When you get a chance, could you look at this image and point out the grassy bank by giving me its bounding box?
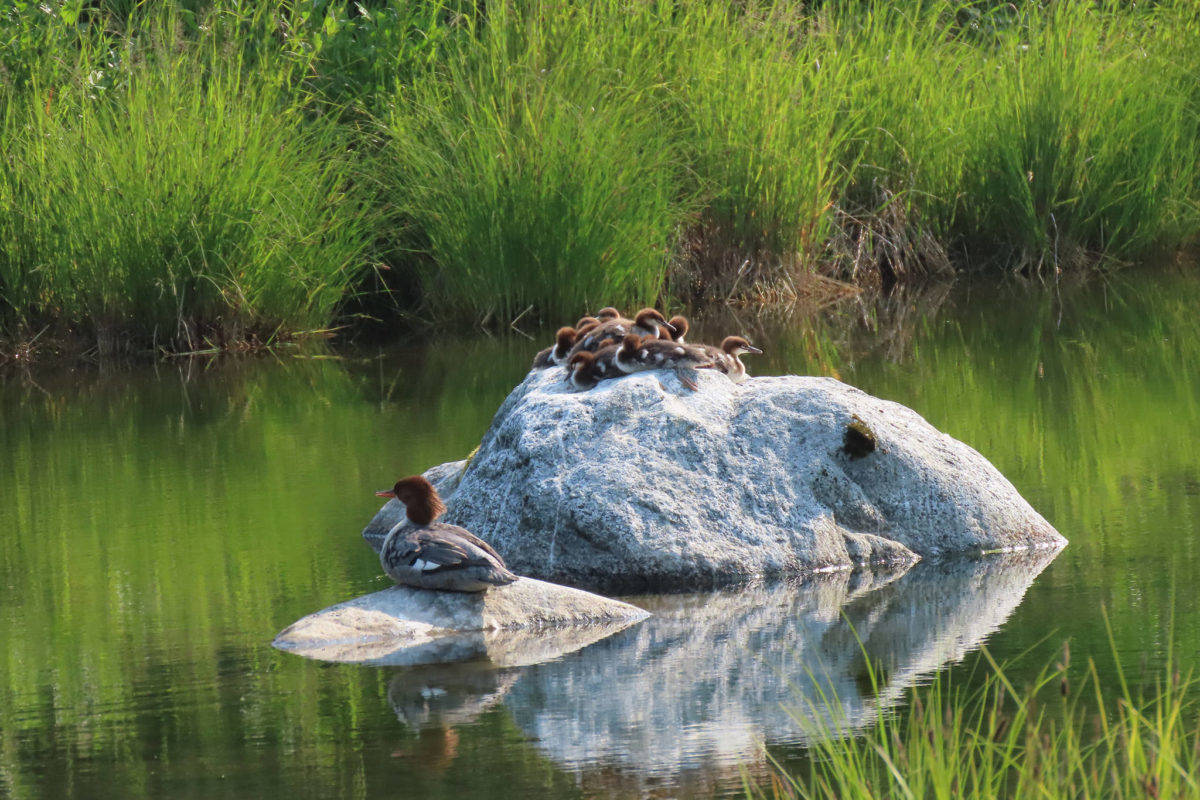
[1,1,1198,352]
[751,640,1200,800]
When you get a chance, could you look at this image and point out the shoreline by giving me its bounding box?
[3,1,1197,359]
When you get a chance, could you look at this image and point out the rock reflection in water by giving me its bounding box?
[389,663,521,730]
[386,550,1057,795]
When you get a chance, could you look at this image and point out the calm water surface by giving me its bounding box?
[3,271,1199,798]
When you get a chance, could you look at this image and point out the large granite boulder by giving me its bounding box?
[364,369,1064,590]
[273,577,649,665]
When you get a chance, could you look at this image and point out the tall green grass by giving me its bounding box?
[378,1,688,322]
[751,640,1200,799]
[372,0,1200,319]
[955,3,1200,268]
[2,0,1199,343]
[0,8,373,351]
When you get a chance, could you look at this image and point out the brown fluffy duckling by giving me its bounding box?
[595,307,622,321]
[375,477,517,592]
[531,326,578,369]
[629,337,714,390]
[697,336,762,384]
[566,347,611,390]
[575,315,601,334]
[569,308,675,357]
[662,315,689,342]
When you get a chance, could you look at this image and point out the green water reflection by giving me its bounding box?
[2,269,1199,798]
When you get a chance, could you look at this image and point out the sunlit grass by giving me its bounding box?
[1,0,1198,336]
[376,1,688,322]
[372,0,1200,318]
[751,632,1200,800]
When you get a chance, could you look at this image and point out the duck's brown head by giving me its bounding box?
[721,336,762,356]
[634,308,673,337]
[665,315,689,341]
[575,315,601,332]
[596,307,621,321]
[553,326,577,357]
[376,475,447,526]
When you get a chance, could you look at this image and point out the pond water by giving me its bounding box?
[3,269,1199,799]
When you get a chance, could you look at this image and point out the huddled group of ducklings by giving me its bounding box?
[531,306,762,391]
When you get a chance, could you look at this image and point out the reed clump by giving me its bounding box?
[751,642,1200,800]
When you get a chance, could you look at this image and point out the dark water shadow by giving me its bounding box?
[383,549,1058,793]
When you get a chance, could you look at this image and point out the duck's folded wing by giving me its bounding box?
[453,529,507,564]
[402,531,498,574]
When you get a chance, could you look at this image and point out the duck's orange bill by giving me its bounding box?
[375,490,396,498]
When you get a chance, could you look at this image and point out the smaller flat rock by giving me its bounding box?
[273,577,650,665]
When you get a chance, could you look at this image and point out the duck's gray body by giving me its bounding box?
[381,522,517,592]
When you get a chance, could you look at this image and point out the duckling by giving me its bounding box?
[574,315,602,334]
[569,308,675,356]
[612,333,648,374]
[631,337,715,391]
[698,336,762,384]
[595,307,622,321]
[531,326,577,369]
[662,315,689,342]
[565,350,602,390]
[632,308,676,339]
[375,476,517,592]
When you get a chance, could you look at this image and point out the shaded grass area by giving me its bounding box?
[1,0,1198,350]
[751,636,1200,800]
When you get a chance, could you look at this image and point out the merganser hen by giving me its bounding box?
[531,326,577,369]
[662,315,689,342]
[569,308,675,357]
[698,336,762,384]
[375,476,517,592]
